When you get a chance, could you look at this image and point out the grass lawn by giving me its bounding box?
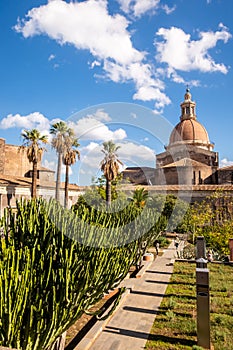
[145,261,233,350]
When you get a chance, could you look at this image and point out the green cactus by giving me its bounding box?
[0,198,161,350]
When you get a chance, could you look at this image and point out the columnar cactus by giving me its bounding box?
[0,199,161,350]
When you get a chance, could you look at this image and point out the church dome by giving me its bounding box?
[169,119,210,145]
[167,89,214,151]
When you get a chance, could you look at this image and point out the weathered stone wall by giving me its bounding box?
[156,145,219,169]
[4,144,34,177]
[218,169,233,185]
[0,138,5,174]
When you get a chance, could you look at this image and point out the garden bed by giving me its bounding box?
[65,289,120,349]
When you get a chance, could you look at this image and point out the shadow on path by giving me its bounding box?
[147,333,196,347]
[122,306,158,315]
[146,270,172,275]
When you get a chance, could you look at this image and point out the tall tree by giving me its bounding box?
[100,140,123,206]
[63,133,80,208]
[20,129,48,198]
[50,121,69,202]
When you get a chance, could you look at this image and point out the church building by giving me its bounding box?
[154,88,219,186]
[123,89,233,201]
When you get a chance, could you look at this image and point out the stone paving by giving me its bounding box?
[88,240,184,350]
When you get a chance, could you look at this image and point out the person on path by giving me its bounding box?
[154,240,159,255]
[174,236,179,250]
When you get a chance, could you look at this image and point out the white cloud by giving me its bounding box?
[81,142,99,153]
[220,158,233,168]
[0,112,51,136]
[159,66,200,86]
[161,4,176,15]
[133,0,160,17]
[155,25,231,73]
[68,110,127,141]
[133,86,170,108]
[90,60,101,69]
[117,0,132,13]
[42,159,56,172]
[117,0,161,17]
[14,0,170,111]
[79,140,155,173]
[103,60,170,109]
[48,54,55,61]
[118,142,155,162]
[87,109,111,122]
[15,0,143,65]
[43,155,73,176]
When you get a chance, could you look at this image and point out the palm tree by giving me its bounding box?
[50,121,69,202]
[20,129,48,198]
[132,187,149,208]
[100,140,123,206]
[63,134,80,208]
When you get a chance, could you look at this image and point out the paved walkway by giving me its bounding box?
[89,240,184,350]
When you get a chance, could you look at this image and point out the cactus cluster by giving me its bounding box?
[0,198,162,350]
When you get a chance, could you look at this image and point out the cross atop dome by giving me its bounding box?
[184,86,191,101]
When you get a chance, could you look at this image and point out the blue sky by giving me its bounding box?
[0,0,232,185]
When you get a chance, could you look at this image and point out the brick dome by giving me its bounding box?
[167,89,214,151]
[169,119,210,145]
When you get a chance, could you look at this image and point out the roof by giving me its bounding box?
[218,165,233,171]
[120,184,233,192]
[0,175,80,190]
[0,174,32,187]
[124,167,155,172]
[38,166,55,173]
[169,119,211,146]
[161,158,208,168]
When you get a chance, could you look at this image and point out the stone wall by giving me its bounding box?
[4,144,34,177]
[218,168,233,184]
[0,138,5,174]
[156,145,219,169]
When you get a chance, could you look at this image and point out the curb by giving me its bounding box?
[135,260,153,278]
[75,288,130,350]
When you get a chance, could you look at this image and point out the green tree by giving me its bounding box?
[132,187,149,208]
[20,129,48,198]
[50,121,70,202]
[62,132,80,208]
[100,140,123,206]
[179,191,233,256]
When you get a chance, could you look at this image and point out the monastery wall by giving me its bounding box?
[4,144,33,177]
